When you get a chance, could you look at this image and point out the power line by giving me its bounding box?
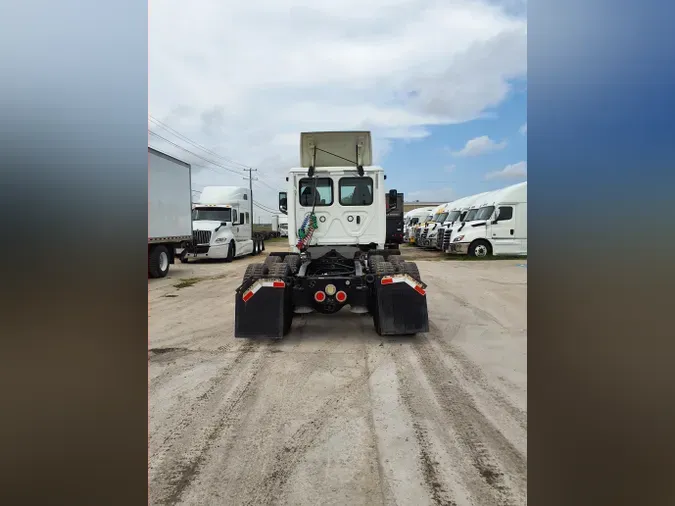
[254,178,279,192]
[253,201,278,214]
[148,115,253,171]
[148,130,244,176]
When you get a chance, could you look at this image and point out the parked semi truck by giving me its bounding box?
[271,215,279,236]
[441,192,490,252]
[234,131,429,339]
[448,181,527,257]
[278,215,288,237]
[404,207,434,244]
[148,147,193,278]
[182,186,264,262]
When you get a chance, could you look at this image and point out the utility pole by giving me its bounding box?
[243,168,257,226]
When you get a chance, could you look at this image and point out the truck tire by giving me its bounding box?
[284,254,301,274]
[375,261,395,276]
[469,240,492,258]
[149,245,170,278]
[369,254,385,271]
[226,241,236,262]
[390,255,405,265]
[260,238,265,252]
[264,255,281,268]
[268,263,290,278]
[242,263,266,283]
[402,262,422,282]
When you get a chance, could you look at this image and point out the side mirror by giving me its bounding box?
[278,192,288,215]
[388,189,398,210]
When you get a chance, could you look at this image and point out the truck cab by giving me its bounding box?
[449,181,527,257]
[421,203,452,248]
[441,192,490,252]
[404,207,435,244]
[183,186,256,262]
[278,216,288,237]
[278,131,388,251]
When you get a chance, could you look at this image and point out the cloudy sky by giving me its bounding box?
[149,0,527,221]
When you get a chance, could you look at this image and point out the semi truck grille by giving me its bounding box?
[442,231,452,251]
[421,229,428,240]
[193,230,212,245]
[437,228,445,246]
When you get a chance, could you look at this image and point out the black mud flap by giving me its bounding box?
[234,278,293,338]
[374,274,429,335]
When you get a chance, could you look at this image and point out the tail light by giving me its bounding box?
[336,291,347,303]
[314,291,326,302]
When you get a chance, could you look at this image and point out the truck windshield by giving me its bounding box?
[435,212,448,222]
[474,206,495,221]
[464,209,479,221]
[192,207,232,222]
[446,211,461,222]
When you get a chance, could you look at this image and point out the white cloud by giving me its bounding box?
[520,123,527,135]
[406,187,455,203]
[452,135,508,157]
[149,0,526,208]
[485,161,527,180]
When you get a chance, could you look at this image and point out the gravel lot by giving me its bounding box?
[149,242,527,506]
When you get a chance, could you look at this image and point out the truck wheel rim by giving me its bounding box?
[159,251,169,271]
[475,245,488,257]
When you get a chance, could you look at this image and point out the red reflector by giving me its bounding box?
[336,291,347,303]
[414,285,426,296]
[242,291,253,302]
[272,281,285,288]
[314,291,326,302]
[381,277,394,285]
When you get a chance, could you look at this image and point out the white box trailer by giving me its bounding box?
[148,147,193,278]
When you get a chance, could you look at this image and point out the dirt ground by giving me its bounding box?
[149,242,527,506]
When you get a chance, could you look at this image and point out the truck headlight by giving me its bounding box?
[453,235,464,242]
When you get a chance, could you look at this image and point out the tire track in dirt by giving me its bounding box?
[405,337,526,506]
[427,322,527,432]
[390,344,475,506]
[149,341,266,505]
[240,345,381,506]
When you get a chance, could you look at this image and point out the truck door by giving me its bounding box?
[489,205,520,254]
[337,176,379,244]
[232,207,251,244]
[296,177,336,244]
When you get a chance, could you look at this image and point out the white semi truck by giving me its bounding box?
[440,191,490,252]
[278,215,288,237]
[448,181,527,257]
[234,131,429,339]
[270,214,279,236]
[148,147,193,278]
[181,186,264,262]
